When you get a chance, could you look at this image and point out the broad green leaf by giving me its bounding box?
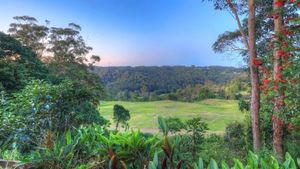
[221,161,230,169]
[208,159,219,169]
[198,158,204,169]
[269,156,279,169]
[283,153,296,169]
[158,116,169,136]
[234,159,244,169]
[247,151,258,169]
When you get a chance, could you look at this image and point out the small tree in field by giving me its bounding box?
[113,104,130,131]
[165,117,186,134]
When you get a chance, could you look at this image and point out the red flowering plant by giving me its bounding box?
[261,1,300,130]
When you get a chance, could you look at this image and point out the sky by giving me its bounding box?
[0,0,244,67]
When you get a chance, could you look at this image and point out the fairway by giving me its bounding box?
[99,99,244,134]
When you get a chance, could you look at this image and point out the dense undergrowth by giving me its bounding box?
[1,122,300,169]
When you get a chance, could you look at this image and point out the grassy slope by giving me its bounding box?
[99,99,244,134]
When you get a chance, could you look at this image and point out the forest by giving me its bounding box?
[0,0,300,169]
[94,66,247,101]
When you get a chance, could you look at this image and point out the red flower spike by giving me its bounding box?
[282,29,293,36]
[276,50,284,57]
[281,79,287,84]
[263,79,270,85]
[276,73,283,80]
[253,58,263,66]
[275,1,285,7]
[289,0,294,3]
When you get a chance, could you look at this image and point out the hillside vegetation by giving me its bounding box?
[94,66,245,100]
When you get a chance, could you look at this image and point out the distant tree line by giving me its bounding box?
[94,66,247,101]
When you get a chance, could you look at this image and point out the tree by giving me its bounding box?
[185,117,208,161]
[208,0,262,151]
[113,104,130,130]
[7,16,104,103]
[8,16,49,58]
[1,80,108,152]
[247,0,261,152]
[0,32,47,92]
[48,23,92,64]
[165,117,186,134]
[272,0,285,159]
[224,123,247,157]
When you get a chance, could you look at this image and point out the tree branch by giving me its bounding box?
[226,0,250,51]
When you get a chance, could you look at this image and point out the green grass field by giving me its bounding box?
[99,99,244,134]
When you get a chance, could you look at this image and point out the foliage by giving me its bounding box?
[8,16,49,57]
[113,104,131,130]
[0,80,108,152]
[47,61,105,103]
[165,117,186,134]
[30,127,159,169]
[238,99,250,113]
[95,66,244,101]
[186,117,208,160]
[224,123,247,158]
[0,32,47,92]
[149,150,300,169]
[47,23,92,64]
[198,134,234,164]
[7,16,104,99]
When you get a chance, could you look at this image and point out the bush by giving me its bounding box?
[165,117,186,134]
[30,127,159,169]
[199,134,234,164]
[0,80,108,152]
[224,122,247,158]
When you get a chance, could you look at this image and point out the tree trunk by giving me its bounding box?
[272,0,285,159]
[227,0,262,151]
[248,0,262,152]
[115,120,120,131]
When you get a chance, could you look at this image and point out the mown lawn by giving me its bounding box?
[99,99,244,134]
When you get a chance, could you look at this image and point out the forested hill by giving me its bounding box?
[94,66,244,100]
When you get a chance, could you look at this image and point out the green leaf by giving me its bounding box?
[66,130,72,145]
[198,158,204,169]
[283,153,296,169]
[233,159,244,169]
[148,162,157,169]
[221,161,229,169]
[158,116,168,136]
[247,151,258,169]
[269,156,279,169]
[153,151,158,167]
[260,159,268,169]
[208,159,218,169]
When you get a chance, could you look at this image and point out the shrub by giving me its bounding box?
[165,117,186,134]
[0,80,108,152]
[30,127,159,169]
[224,123,247,158]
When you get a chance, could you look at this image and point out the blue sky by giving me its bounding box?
[0,0,244,67]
